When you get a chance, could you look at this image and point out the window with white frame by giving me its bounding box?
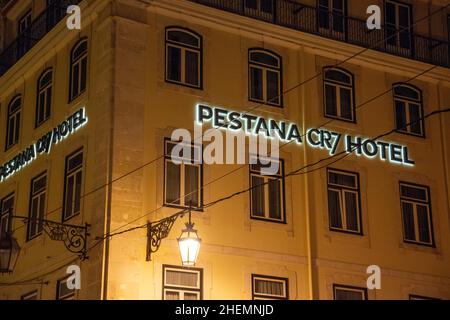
[0,193,14,239]
[323,68,355,122]
[5,95,22,150]
[393,84,424,137]
[28,172,47,240]
[400,182,434,246]
[249,49,282,107]
[333,284,367,300]
[385,0,412,50]
[69,39,88,101]
[165,27,202,89]
[164,140,202,209]
[327,169,361,234]
[163,266,202,300]
[250,158,285,222]
[21,291,38,300]
[63,149,83,221]
[56,277,75,300]
[318,0,347,34]
[252,275,288,300]
[36,68,53,127]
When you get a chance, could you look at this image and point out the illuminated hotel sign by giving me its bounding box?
[196,104,415,166]
[0,107,88,183]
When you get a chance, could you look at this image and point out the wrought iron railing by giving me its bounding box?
[189,0,449,68]
[0,0,81,76]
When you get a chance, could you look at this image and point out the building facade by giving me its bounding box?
[0,0,449,300]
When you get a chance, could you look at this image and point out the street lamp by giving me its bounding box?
[0,233,20,274]
[147,206,201,266]
[177,210,201,266]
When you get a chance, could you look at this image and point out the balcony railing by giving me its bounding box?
[0,0,81,76]
[189,0,449,68]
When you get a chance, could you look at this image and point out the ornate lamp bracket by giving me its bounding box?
[146,213,182,261]
[14,216,90,260]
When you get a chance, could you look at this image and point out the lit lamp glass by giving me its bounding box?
[177,222,201,266]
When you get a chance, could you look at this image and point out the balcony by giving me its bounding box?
[0,0,81,76]
[189,0,449,68]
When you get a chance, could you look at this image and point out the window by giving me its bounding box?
[400,182,434,246]
[36,69,53,127]
[318,0,347,34]
[248,49,282,107]
[163,266,202,300]
[244,0,274,15]
[385,0,412,50]
[27,172,47,240]
[250,158,285,222]
[69,39,88,101]
[63,149,83,221]
[393,84,424,137]
[323,68,355,122]
[21,291,38,300]
[327,169,362,234]
[165,27,202,89]
[333,285,367,300]
[17,10,32,57]
[56,277,75,300]
[0,194,14,238]
[5,95,22,150]
[252,275,288,300]
[164,140,202,209]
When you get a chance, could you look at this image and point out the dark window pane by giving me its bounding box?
[340,87,352,120]
[328,190,342,229]
[46,87,52,120]
[251,176,265,217]
[80,57,87,92]
[318,7,329,29]
[250,67,263,101]
[260,0,273,14]
[402,202,415,241]
[328,172,356,188]
[166,161,181,205]
[185,51,199,86]
[167,46,181,82]
[332,0,344,11]
[344,192,358,231]
[268,178,281,220]
[65,176,74,218]
[167,30,199,48]
[38,193,45,232]
[266,70,279,105]
[245,0,258,10]
[324,69,351,84]
[38,93,45,124]
[74,171,82,214]
[325,84,337,116]
[72,41,87,61]
[386,25,397,46]
[385,3,396,24]
[335,288,364,300]
[14,113,20,143]
[395,100,407,131]
[400,185,427,201]
[409,103,422,135]
[394,86,419,100]
[184,165,199,207]
[417,205,430,243]
[72,64,79,98]
[250,52,279,67]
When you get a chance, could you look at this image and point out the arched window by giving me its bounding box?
[393,84,424,136]
[5,95,22,150]
[69,39,88,101]
[36,68,53,127]
[165,27,202,89]
[248,49,282,107]
[323,67,355,122]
